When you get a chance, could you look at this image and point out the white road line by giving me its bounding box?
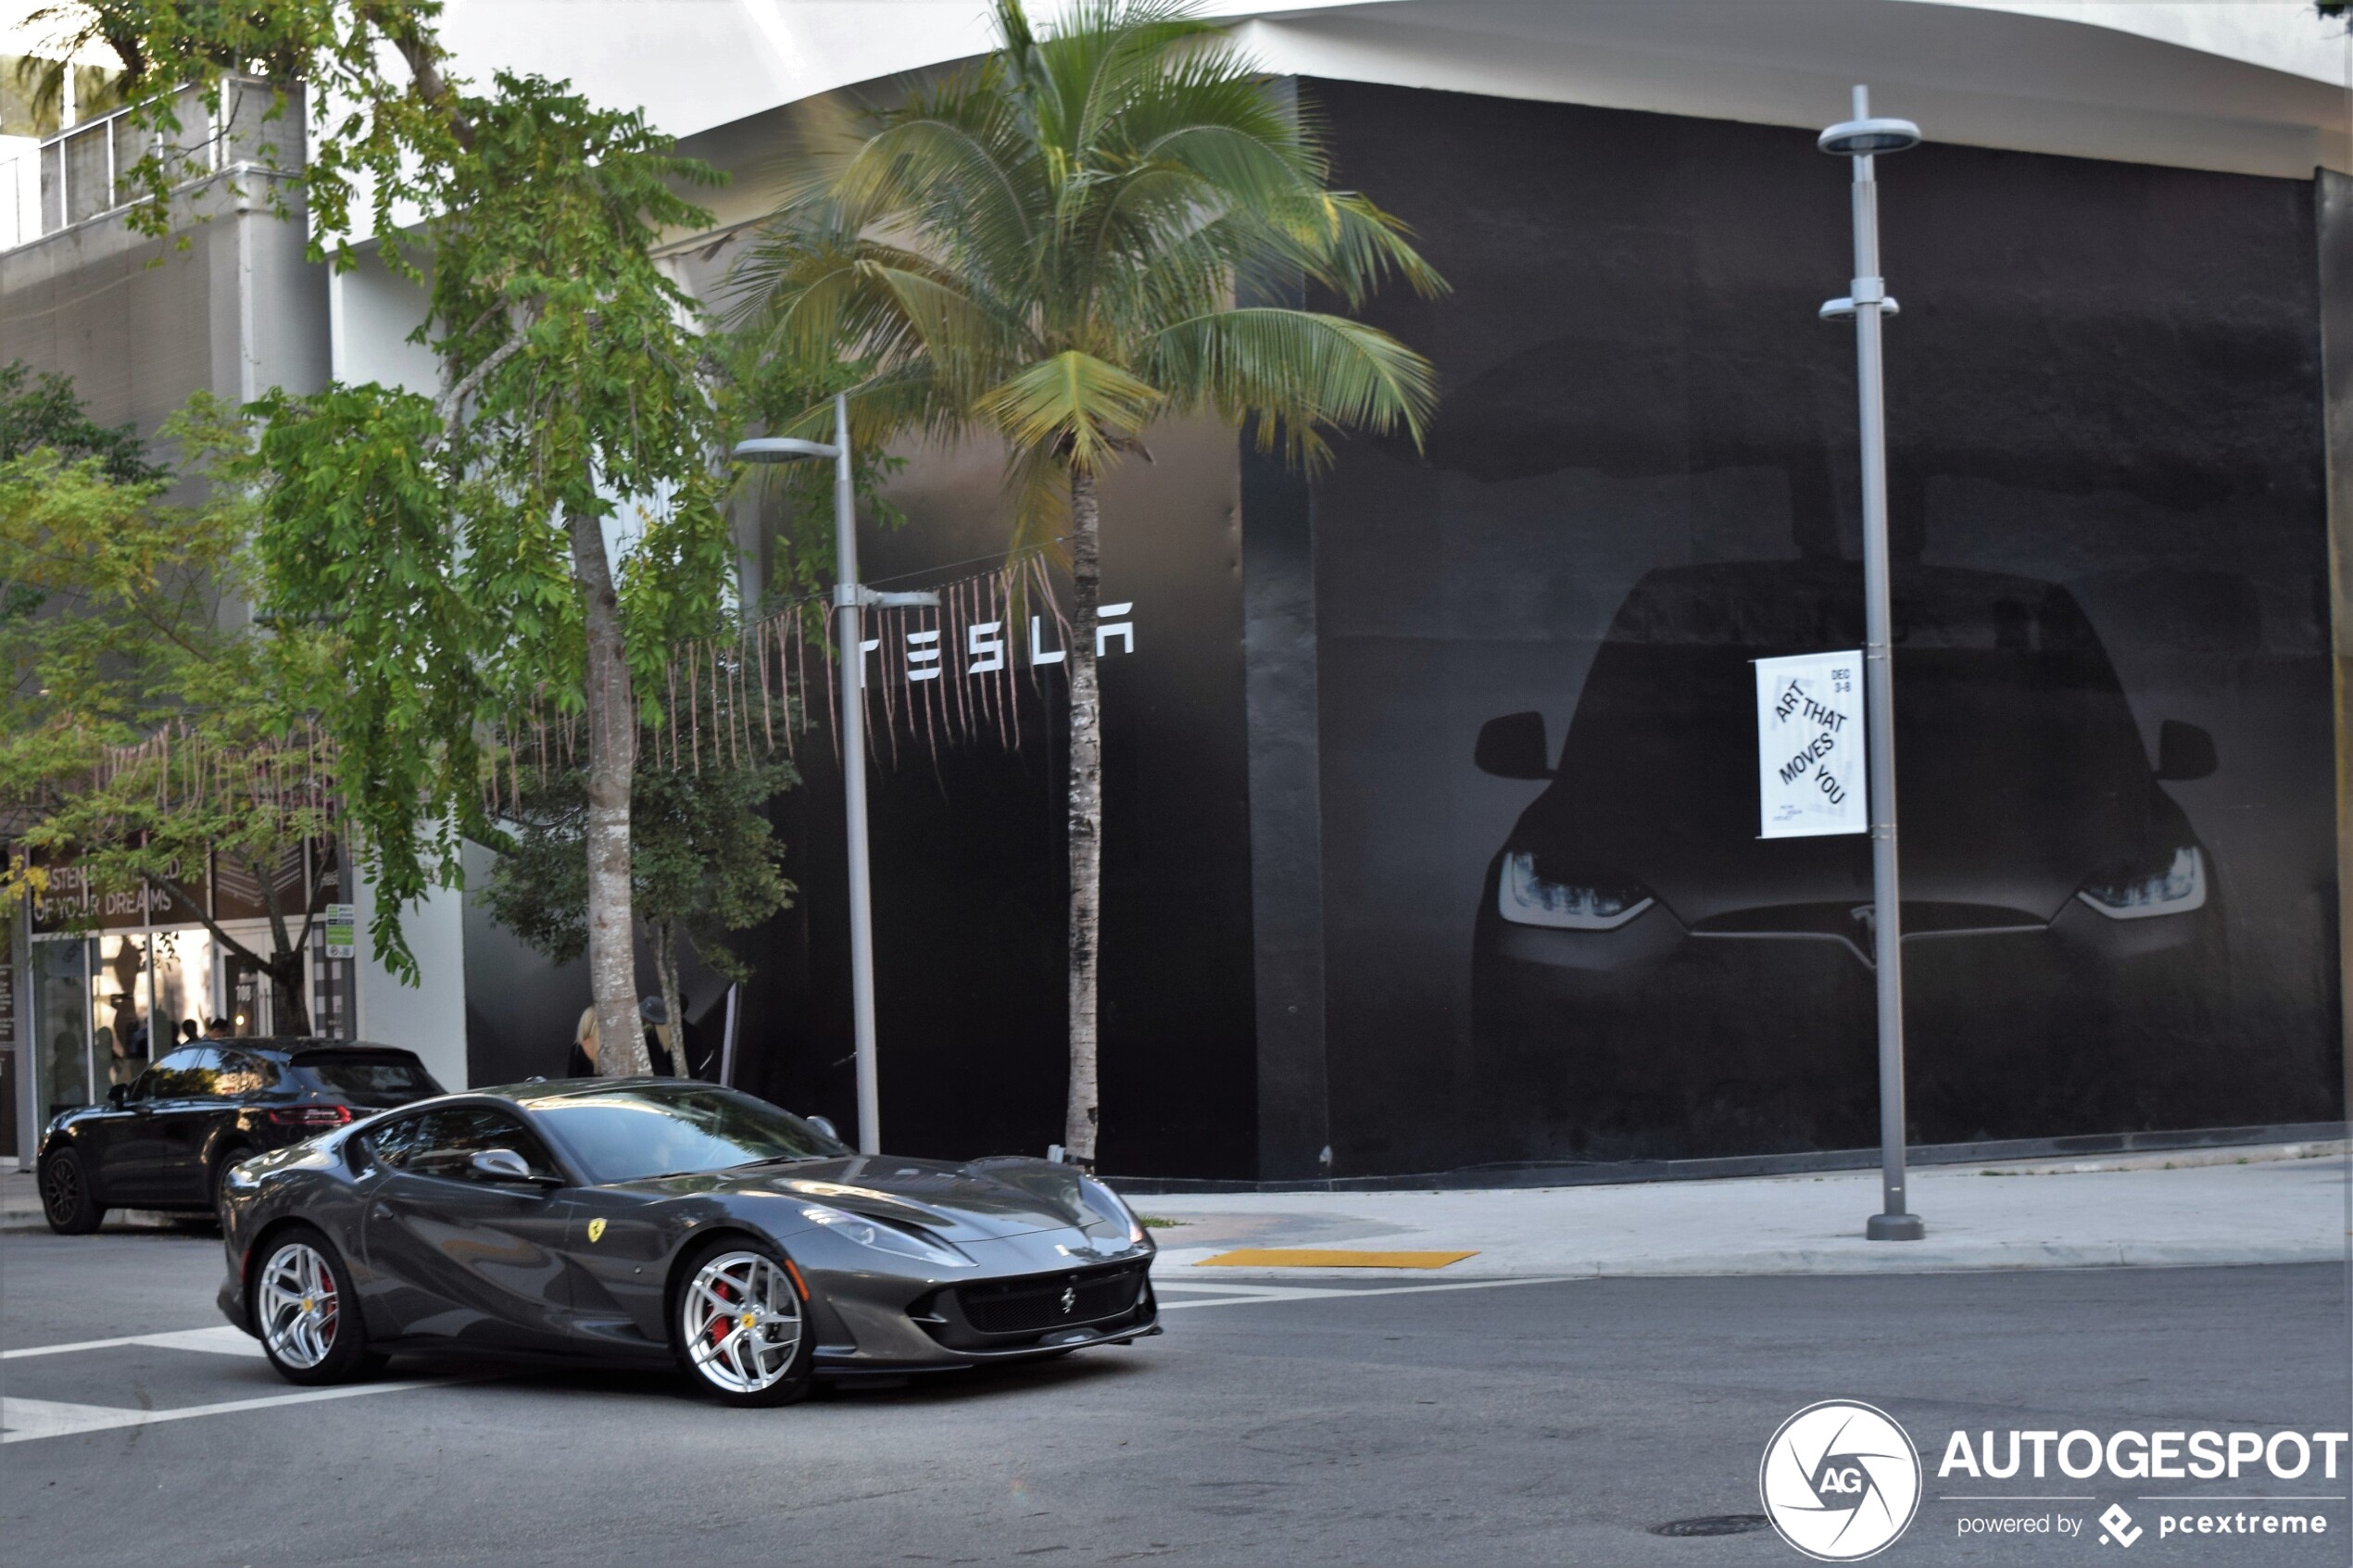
[1156,1276,1578,1310]
[2,1325,261,1361]
[2,1380,447,1444]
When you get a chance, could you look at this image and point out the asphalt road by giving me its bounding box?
[2,1225,2347,1566]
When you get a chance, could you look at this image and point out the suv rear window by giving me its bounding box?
[292,1052,443,1102]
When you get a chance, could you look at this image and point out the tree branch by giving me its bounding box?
[429,332,530,451]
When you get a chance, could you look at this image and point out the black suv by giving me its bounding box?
[37,1039,446,1233]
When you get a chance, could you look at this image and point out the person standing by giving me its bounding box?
[564,1006,600,1079]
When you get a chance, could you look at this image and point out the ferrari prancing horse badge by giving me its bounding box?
[587,1218,607,1243]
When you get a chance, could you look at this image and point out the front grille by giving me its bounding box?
[953,1262,1146,1336]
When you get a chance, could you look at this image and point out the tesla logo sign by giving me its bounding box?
[1755,650,1867,840]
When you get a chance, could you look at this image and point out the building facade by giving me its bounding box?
[5,2,2347,1180]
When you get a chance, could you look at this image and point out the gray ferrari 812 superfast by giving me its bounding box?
[215,1078,1159,1406]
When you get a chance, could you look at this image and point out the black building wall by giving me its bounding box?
[1295,80,2340,1174]
[736,424,1261,1178]
[729,80,2341,1182]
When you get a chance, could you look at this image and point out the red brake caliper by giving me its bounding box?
[710,1279,736,1347]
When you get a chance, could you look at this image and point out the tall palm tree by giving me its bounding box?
[733,0,1443,1167]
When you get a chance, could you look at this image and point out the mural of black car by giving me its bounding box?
[215,1078,1160,1407]
[1469,559,2220,1160]
[37,1039,446,1234]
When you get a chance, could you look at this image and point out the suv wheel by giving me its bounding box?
[210,1144,255,1223]
[39,1147,105,1235]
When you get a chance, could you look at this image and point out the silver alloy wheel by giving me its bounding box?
[258,1241,341,1369]
[681,1250,803,1394]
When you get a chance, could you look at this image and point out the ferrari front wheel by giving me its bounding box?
[673,1237,812,1408]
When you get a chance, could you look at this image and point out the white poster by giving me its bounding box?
[1755,650,1867,839]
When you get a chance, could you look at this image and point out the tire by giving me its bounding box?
[671,1236,814,1408]
[39,1147,105,1236]
[209,1145,255,1224]
[253,1224,383,1386]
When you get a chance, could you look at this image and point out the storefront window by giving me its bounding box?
[149,929,217,1053]
[32,940,90,1120]
[91,933,152,1088]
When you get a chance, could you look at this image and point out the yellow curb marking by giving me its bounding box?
[1194,1248,1478,1270]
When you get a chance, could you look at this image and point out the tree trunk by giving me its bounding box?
[653,922,690,1077]
[268,955,312,1035]
[253,852,313,1035]
[1063,468,1104,1167]
[568,500,649,1077]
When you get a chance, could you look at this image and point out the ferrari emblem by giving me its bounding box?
[586,1218,607,1244]
[1060,1285,1077,1315]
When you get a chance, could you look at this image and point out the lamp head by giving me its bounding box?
[732,436,838,464]
[1818,117,1921,157]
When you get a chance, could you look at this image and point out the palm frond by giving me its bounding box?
[976,351,1165,474]
[1148,307,1439,469]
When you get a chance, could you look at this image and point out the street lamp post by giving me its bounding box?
[735,395,937,1156]
[1818,87,1927,1242]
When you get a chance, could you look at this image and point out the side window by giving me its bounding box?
[135,1048,220,1101]
[367,1114,436,1172]
[378,1107,560,1183]
[213,1052,280,1098]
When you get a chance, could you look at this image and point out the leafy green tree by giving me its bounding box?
[52,3,740,1073]
[0,361,163,483]
[732,0,1443,1163]
[0,383,335,1030]
[483,724,798,1077]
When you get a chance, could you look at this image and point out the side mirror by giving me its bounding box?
[1474,712,1553,780]
[469,1148,550,1185]
[106,1084,131,1109]
[805,1114,841,1145]
[2155,719,2216,783]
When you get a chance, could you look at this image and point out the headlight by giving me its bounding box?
[1497,852,1654,930]
[2078,847,2207,920]
[799,1202,975,1269]
[1078,1176,1147,1247]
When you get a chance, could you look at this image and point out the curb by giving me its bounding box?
[1150,1240,2350,1283]
[1107,1122,2350,1196]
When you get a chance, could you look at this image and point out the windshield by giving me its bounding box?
[529,1085,849,1184]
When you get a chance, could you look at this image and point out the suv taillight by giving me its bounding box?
[268,1105,354,1129]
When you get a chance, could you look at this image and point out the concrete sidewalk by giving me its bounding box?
[1131,1142,2352,1280]
[9,1145,2347,1275]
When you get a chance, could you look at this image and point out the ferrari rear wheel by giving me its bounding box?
[673,1238,812,1408]
[256,1226,383,1386]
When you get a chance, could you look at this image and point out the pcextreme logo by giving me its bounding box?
[1760,1400,1923,1562]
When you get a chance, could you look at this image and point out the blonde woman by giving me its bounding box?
[564,1006,600,1079]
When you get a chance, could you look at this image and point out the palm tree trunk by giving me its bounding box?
[567,499,650,1077]
[1063,468,1104,1167]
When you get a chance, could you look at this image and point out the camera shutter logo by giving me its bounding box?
[1759,1400,1922,1561]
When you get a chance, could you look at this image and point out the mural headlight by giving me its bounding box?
[1498,853,1654,930]
[2077,847,2207,920]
